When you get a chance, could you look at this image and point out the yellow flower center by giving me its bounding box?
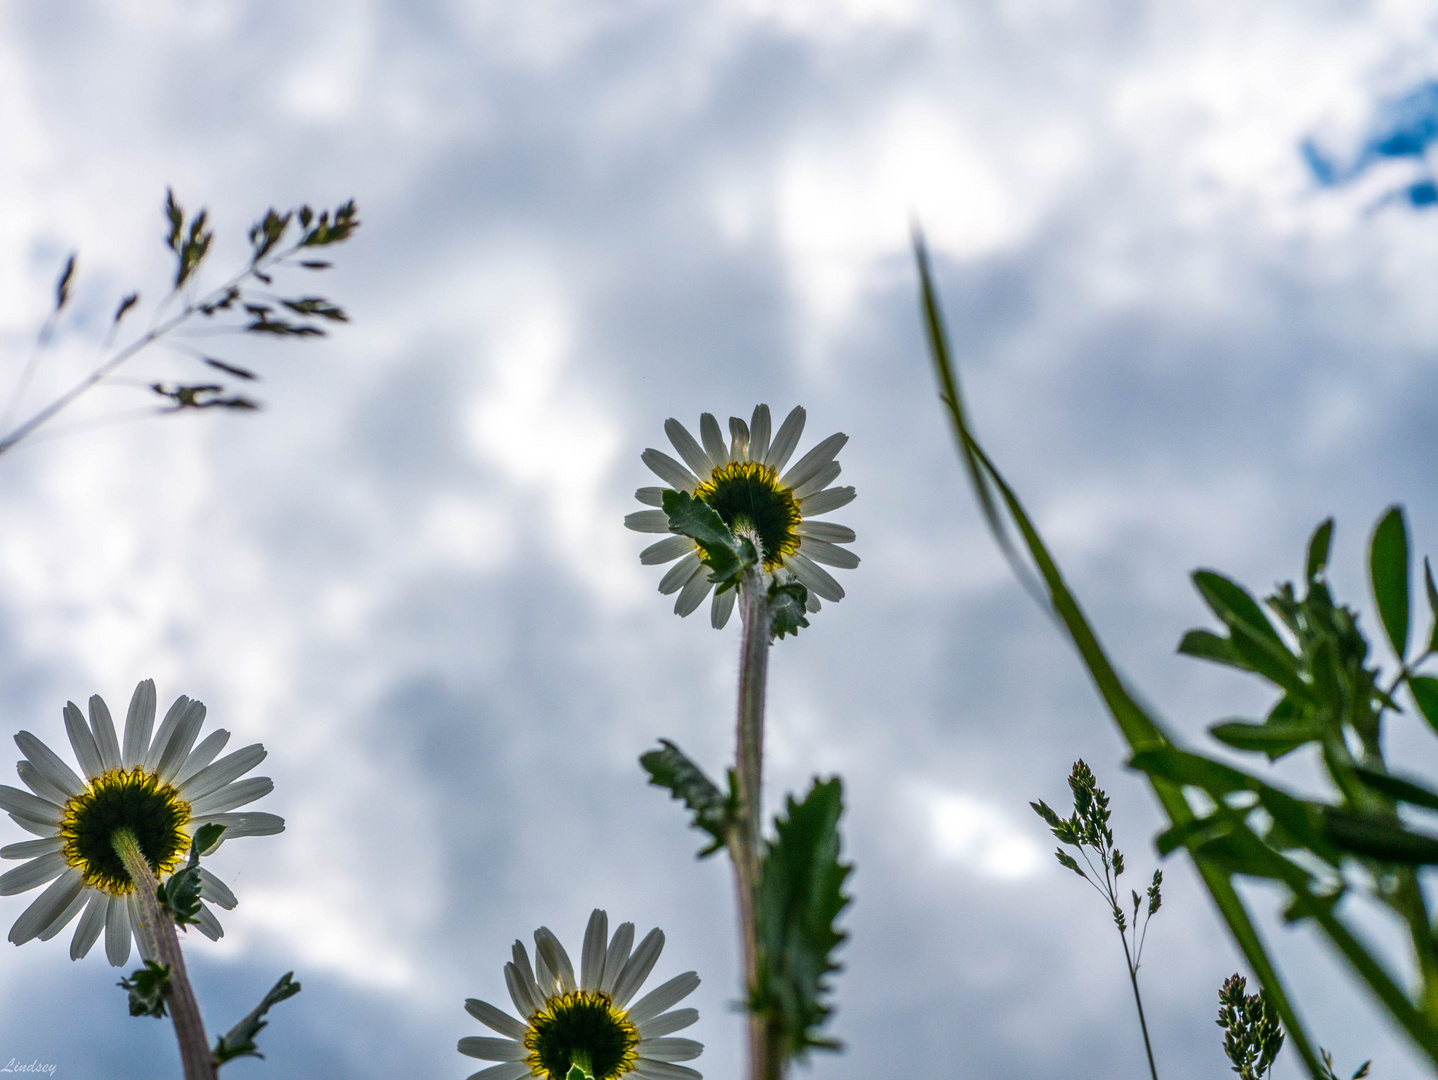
[59,768,191,895]
[694,460,801,571]
[523,991,640,1080]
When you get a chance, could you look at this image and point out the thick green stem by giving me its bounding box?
[112,828,216,1080]
[730,566,775,1080]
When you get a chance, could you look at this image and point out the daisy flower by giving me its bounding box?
[460,908,702,1080]
[626,405,858,628]
[0,679,283,966]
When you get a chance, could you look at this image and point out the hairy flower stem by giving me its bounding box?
[112,828,217,1080]
[731,566,776,1080]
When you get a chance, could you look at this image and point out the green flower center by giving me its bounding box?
[523,991,640,1080]
[694,460,800,571]
[60,768,191,895]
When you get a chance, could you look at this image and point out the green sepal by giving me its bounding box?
[639,740,737,859]
[1369,506,1411,662]
[752,777,851,1065]
[119,959,171,1018]
[768,580,810,639]
[661,489,757,591]
[213,971,301,1066]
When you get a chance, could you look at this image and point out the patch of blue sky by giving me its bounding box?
[1304,80,1438,209]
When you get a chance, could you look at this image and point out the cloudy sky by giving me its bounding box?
[3,1,1438,1078]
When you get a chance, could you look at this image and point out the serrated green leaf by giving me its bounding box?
[1370,506,1410,662]
[661,489,755,588]
[639,740,734,858]
[1307,518,1335,583]
[768,580,809,639]
[118,959,171,1018]
[754,777,851,1065]
[213,971,301,1065]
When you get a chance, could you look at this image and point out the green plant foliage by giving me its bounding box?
[1370,506,1410,661]
[1217,973,1285,1080]
[661,489,757,591]
[118,960,171,1019]
[157,823,227,928]
[639,740,737,859]
[212,971,301,1066]
[768,579,810,639]
[752,777,851,1066]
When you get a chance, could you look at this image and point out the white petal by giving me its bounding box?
[129,892,158,961]
[764,406,806,472]
[602,922,634,994]
[504,961,540,1018]
[15,731,84,798]
[641,536,695,566]
[63,702,103,780]
[512,940,543,1006]
[38,881,91,941]
[1,837,63,860]
[465,998,528,1039]
[791,460,841,500]
[780,432,847,492]
[673,573,713,618]
[698,413,727,467]
[191,902,224,941]
[799,536,860,569]
[627,972,700,1025]
[173,729,231,787]
[749,404,772,464]
[638,1008,699,1038]
[0,851,68,895]
[71,890,107,959]
[197,867,238,910]
[625,510,671,534]
[805,591,821,613]
[611,927,664,1008]
[464,1064,530,1080]
[17,761,72,806]
[189,776,273,816]
[796,521,855,543]
[0,785,61,824]
[659,553,703,596]
[6,812,59,838]
[632,1062,702,1080]
[710,587,736,629]
[641,449,698,493]
[9,868,82,945]
[635,487,665,507]
[121,680,157,769]
[155,701,206,782]
[189,812,285,839]
[458,1037,526,1062]
[787,552,845,602]
[104,897,133,966]
[142,695,192,773]
[797,485,856,516]
[88,696,122,772]
[664,419,712,476]
[179,743,266,801]
[728,416,749,459]
[581,908,608,992]
[639,1038,704,1063]
[535,926,576,993]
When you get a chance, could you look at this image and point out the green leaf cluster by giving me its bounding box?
[157,823,226,929]
[118,959,171,1019]
[768,580,810,639]
[915,234,1420,1077]
[752,777,851,1066]
[1217,973,1284,1080]
[639,740,738,858]
[212,971,301,1066]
